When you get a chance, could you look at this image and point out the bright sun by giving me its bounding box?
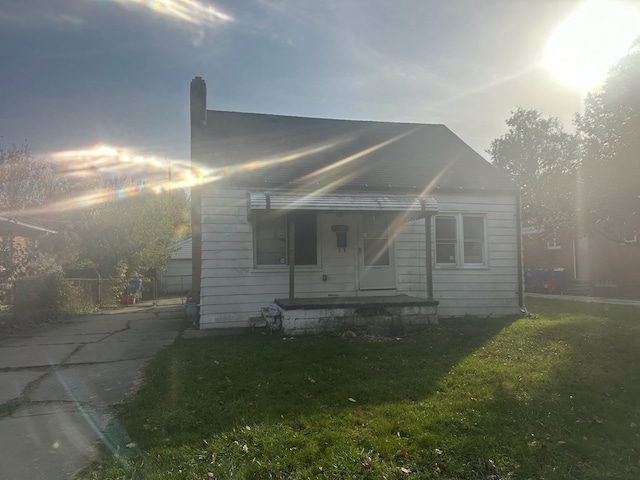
[544,0,640,91]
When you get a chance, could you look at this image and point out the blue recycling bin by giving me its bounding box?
[125,278,142,296]
[525,269,564,294]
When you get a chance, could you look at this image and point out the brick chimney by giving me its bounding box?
[189,76,206,306]
[190,76,207,127]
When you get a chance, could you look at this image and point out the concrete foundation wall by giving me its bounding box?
[280,304,438,336]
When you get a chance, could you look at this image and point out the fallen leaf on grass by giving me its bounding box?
[399,467,411,474]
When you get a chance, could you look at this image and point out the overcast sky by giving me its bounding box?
[0,0,634,163]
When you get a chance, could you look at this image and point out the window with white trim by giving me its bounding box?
[435,214,486,266]
[255,212,317,266]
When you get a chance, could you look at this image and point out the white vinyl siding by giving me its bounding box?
[198,188,521,328]
[160,238,193,293]
[199,189,359,328]
[160,259,192,293]
[431,193,520,317]
[394,219,427,294]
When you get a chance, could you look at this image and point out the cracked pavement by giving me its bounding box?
[0,299,187,480]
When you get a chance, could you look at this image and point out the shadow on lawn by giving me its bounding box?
[122,317,518,448]
[100,300,640,480]
[452,303,640,479]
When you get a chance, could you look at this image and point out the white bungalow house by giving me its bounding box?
[189,77,524,334]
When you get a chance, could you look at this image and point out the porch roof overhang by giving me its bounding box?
[248,192,438,216]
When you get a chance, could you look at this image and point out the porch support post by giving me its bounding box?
[424,212,434,300]
[288,215,296,302]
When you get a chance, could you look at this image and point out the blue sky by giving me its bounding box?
[0,0,619,162]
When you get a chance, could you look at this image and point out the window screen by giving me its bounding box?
[255,212,317,266]
[463,216,484,264]
[435,216,457,264]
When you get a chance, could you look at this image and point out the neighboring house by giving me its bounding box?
[190,77,523,333]
[523,228,640,299]
[0,215,56,305]
[0,215,56,258]
[160,238,192,294]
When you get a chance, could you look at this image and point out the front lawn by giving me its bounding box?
[78,297,640,479]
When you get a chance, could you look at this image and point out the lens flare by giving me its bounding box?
[110,0,233,27]
[0,140,340,217]
[8,127,455,220]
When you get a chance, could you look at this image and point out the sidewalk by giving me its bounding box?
[526,292,640,307]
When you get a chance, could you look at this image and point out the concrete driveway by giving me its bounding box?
[0,299,188,480]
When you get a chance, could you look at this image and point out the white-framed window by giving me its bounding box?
[434,214,486,266]
[254,211,318,266]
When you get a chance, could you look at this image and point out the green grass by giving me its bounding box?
[77,297,640,479]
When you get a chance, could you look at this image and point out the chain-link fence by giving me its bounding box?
[157,273,191,298]
[65,277,126,307]
[4,274,189,312]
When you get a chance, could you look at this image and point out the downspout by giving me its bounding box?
[425,213,434,300]
[288,215,296,302]
[516,192,525,308]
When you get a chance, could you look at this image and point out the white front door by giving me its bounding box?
[358,213,396,290]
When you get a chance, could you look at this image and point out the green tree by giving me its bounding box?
[0,143,62,304]
[576,38,640,242]
[487,107,580,234]
[0,143,68,211]
[60,188,190,281]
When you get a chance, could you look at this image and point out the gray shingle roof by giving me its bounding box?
[192,111,515,193]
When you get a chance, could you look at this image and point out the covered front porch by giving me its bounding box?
[274,295,439,336]
[248,191,441,335]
